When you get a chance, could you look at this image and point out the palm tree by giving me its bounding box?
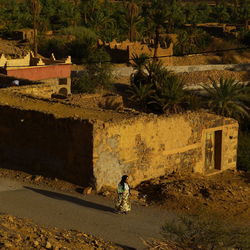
[89,10,114,34]
[149,0,170,59]
[145,60,172,86]
[121,0,143,41]
[152,74,186,114]
[30,0,41,56]
[130,53,149,86]
[202,78,250,120]
[128,83,155,111]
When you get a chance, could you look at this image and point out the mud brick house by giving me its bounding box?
[98,39,173,65]
[0,87,238,190]
[0,52,72,96]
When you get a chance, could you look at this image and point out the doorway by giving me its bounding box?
[205,130,222,172]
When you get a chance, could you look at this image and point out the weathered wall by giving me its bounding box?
[0,105,94,186]
[10,83,57,99]
[92,112,238,190]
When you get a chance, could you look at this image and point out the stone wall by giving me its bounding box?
[92,112,238,190]
[10,83,57,99]
[0,106,94,186]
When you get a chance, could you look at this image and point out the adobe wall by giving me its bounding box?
[100,39,173,64]
[0,105,94,186]
[92,112,238,190]
[10,83,58,99]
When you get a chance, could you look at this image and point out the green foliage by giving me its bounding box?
[239,29,250,46]
[60,26,98,61]
[129,58,193,114]
[152,74,186,114]
[162,212,250,249]
[72,52,113,94]
[128,83,155,111]
[202,78,250,120]
[38,37,67,58]
[174,28,212,55]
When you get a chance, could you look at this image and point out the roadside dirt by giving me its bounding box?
[0,214,121,250]
[137,170,250,223]
[2,168,248,224]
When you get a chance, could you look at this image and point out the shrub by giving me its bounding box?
[239,30,250,46]
[174,28,212,56]
[38,37,68,58]
[162,212,250,249]
[60,26,98,61]
[128,58,198,114]
[72,57,113,94]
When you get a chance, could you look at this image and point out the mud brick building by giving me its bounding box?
[0,88,238,190]
[0,52,72,96]
[98,39,173,65]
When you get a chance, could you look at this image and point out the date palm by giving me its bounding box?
[121,0,143,41]
[202,78,250,120]
[128,83,155,111]
[152,74,186,114]
[130,53,149,86]
[149,0,170,59]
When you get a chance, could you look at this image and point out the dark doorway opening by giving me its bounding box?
[205,130,222,172]
[214,130,222,170]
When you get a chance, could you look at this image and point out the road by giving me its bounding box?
[0,178,173,249]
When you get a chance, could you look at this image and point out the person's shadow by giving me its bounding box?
[24,186,115,213]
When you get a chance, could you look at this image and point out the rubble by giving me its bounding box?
[0,214,122,249]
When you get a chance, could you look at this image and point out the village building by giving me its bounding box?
[0,86,238,190]
[98,39,174,65]
[0,52,72,96]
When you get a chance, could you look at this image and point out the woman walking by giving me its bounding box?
[115,175,131,214]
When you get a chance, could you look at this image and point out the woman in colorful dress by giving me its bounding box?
[115,175,131,214]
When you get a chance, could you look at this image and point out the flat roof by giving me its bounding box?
[0,89,136,122]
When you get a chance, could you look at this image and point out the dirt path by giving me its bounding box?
[0,178,173,249]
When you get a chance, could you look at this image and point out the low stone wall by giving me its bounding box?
[92,112,238,190]
[166,63,250,73]
[112,63,250,78]
[11,83,57,99]
[0,105,94,186]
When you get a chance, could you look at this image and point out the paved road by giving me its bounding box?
[0,178,173,249]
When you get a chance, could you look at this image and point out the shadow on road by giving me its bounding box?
[24,186,115,213]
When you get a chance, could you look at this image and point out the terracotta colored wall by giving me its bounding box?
[6,64,71,81]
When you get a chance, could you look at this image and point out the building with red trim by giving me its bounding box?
[0,52,72,96]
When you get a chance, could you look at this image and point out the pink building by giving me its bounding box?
[0,52,72,96]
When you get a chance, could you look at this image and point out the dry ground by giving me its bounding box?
[0,214,121,250]
[1,168,249,224]
[0,38,28,57]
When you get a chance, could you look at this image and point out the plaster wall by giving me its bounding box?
[92,112,238,190]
